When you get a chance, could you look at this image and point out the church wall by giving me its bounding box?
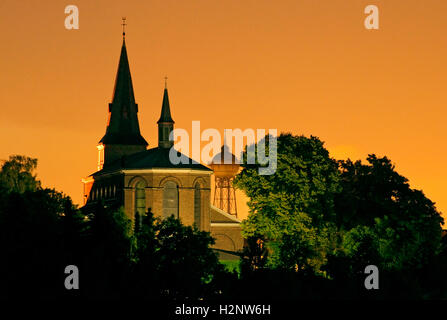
[210,224,244,254]
[201,183,211,232]
[87,170,243,255]
[84,173,124,206]
[121,170,212,231]
[123,186,134,221]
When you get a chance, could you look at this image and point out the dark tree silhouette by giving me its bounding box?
[130,210,224,299]
[240,236,269,273]
[0,155,41,193]
[0,189,76,298]
[1,153,446,300]
[333,155,444,273]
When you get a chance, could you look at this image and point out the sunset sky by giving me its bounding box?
[1,0,446,222]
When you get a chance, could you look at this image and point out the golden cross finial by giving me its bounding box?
[122,17,127,37]
[164,76,168,89]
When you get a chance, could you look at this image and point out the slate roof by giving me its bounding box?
[157,88,174,123]
[92,147,212,176]
[99,38,148,146]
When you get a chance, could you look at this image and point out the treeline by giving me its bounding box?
[233,133,447,299]
[1,134,447,300]
[0,156,226,299]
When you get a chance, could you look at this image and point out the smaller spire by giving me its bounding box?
[157,84,175,148]
[121,17,127,38]
[157,82,174,124]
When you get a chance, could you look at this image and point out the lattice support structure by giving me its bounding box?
[213,176,237,217]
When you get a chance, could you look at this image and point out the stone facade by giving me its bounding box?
[122,169,212,230]
[83,167,244,257]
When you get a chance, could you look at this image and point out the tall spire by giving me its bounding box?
[158,82,175,148]
[98,24,148,166]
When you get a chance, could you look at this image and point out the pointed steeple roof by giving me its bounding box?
[111,38,135,106]
[99,37,148,146]
[157,87,174,124]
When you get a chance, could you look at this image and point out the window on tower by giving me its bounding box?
[164,127,170,141]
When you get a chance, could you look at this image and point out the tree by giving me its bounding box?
[129,208,159,298]
[131,211,223,299]
[334,155,444,273]
[0,188,77,298]
[240,236,269,273]
[0,154,229,299]
[234,133,341,273]
[0,155,41,194]
[81,203,134,299]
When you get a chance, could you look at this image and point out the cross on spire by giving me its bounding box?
[164,76,168,89]
[122,17,127,37]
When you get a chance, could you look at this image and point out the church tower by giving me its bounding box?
[97,29,148,169]
[157,80,175,149]
[82,23,243,258]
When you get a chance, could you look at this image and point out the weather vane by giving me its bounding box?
[122,17,127,37]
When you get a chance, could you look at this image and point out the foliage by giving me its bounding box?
[334,155,444,273]
[0,155,41,194]
[220,260,240,275]
[234,133,341,273]
[0,188,78,298]
[1,153,446,300]
[271,219,334,273]
[131,211,223,299]
[240,236,269,273]
[79,203,134,298]
[0,155,227,299]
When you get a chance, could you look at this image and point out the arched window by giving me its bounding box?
[135,181,146,218]
[163,181,179,219]
[194,183,201,228]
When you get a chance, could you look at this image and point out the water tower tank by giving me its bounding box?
[209,145,240,217]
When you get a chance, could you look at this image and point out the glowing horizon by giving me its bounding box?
[1,0,446,222]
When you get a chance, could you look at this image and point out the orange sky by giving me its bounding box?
[1,0,446,222]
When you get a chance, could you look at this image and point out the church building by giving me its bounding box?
[82,32,243,259]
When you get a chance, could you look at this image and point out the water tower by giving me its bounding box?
[210,145,240,217]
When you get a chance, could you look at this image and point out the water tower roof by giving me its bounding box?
[211,144,239,165]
